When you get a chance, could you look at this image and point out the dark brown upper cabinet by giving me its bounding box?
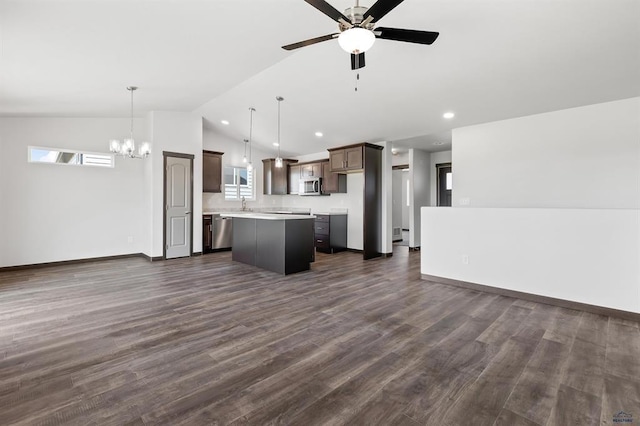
[300,162,322,178]
[263,158,298,195]
[203,150,223,193]
[328,145,364,172]
[322,161,347,194]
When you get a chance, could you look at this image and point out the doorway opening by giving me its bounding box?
[436,163,452,207]
[392,164,410,247]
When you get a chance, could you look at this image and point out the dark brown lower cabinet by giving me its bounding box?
[203,215,212,253]
[314,214,347,254]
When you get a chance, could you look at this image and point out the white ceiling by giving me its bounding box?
[2,0,639,156]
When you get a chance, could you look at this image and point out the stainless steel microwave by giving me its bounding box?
[299,177,322,195]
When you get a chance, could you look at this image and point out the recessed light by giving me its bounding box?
[315,132,323,137]
[433,141,445,146]
[273,142,280,147]
[221,120,230,125]
[443,112,455,119]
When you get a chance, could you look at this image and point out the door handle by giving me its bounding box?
[185,211,191,214]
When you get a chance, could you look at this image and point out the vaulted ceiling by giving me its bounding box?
[1,0,639,156]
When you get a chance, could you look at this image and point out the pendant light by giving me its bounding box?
[109,86,151,159]
[247,107,255,172]
[275,96,284,168]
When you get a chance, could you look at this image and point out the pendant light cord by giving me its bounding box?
[276,96,284,158]
[249,107,255,163]
[130,87,134,140]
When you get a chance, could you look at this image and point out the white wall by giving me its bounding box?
[0,117,146,267]
[452,97,640,208]
[422,207,640,313]
[409,148,430,248]
[147,112,203,257]
[392,151,409,167]
[430,150,452,206]
[421,98,640,313]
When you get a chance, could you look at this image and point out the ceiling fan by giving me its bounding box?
[282,0,439,70]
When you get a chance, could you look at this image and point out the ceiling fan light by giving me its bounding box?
[338,27,375,54]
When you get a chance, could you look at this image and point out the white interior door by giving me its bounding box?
[165,156,192,259]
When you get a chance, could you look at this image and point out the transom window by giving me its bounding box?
[28,146,114,168]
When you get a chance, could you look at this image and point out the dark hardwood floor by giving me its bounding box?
[0,248,639,425]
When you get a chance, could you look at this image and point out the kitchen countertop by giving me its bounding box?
[203,209,312,215]
[220,212,315,220]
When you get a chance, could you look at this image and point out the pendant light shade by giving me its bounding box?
[109,86,151,159]
[275,96,284,168]
[242,139,248,164]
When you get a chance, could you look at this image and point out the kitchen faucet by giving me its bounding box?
[241,196,247,211]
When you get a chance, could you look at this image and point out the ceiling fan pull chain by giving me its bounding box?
[355,72,360,92]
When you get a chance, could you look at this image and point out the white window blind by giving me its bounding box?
[224,166,254,200]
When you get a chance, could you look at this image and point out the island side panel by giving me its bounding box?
[255,220,286,274]
[284,218,315,275]
[232,217,257,266]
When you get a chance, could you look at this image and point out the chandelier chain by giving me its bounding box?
[276,96,284,158]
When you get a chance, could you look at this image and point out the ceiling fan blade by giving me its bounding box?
[351,52,366,70]
[362,0,405,23]
[304,0,351,25]
[282,33,339,51]
[375,27,439,45]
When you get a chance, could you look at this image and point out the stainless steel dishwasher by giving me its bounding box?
[212,214,233,249]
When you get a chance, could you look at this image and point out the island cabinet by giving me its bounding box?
[263,158,298,195]
[288,164,300,194]
[322,162,347,194]
[203,150,223,193]
[314,214,347,253]
[328,145,363,172]
[228,214,315,275]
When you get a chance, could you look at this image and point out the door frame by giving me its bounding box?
[163,151,195,260]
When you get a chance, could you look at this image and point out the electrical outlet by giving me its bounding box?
[461,254,469,264]
[127,236,134,244]
[459,198,470,206]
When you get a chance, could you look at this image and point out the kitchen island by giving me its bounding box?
[221,213,315,275]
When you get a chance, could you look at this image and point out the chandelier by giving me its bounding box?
[109,86,151,159]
